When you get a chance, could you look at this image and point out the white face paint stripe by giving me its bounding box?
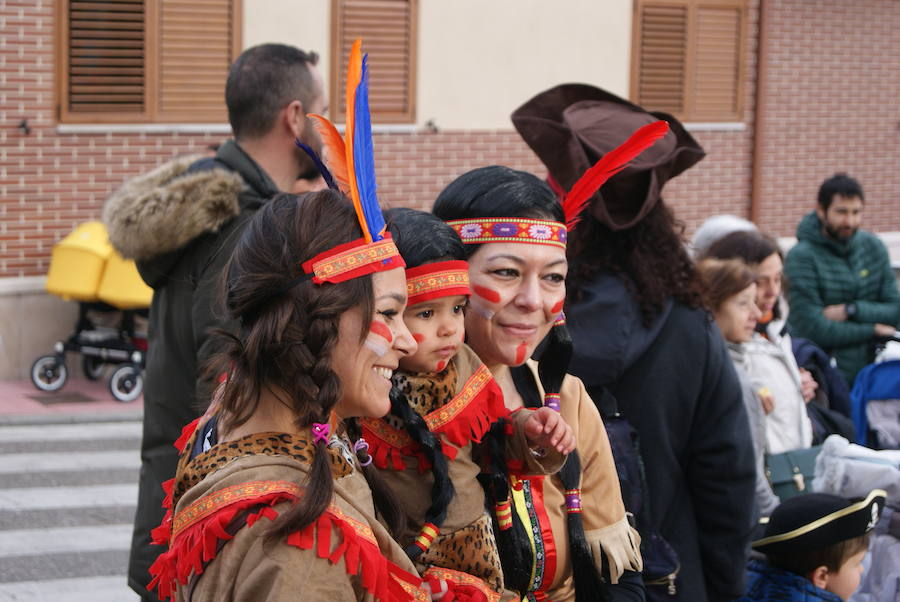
[467,297,495,320]
[364,338,389,357]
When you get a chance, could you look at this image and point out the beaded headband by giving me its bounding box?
[405,260,470,306]
[446,218,567,249]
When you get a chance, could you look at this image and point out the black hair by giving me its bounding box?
[226,44,320,141]
[434,166,608,600]
[567,201,701,327]
[818,173,865,210]
[380,207,462,559]
[385,207,466,267]
[432,165,564,257]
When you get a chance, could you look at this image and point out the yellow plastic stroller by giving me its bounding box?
[31,222,152,402]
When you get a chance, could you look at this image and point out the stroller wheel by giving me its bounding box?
[31,355,68,392]
[109,364,143,403]
[82,356,105,381]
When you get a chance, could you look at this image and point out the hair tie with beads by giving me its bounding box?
[353,437,373,467]
[495,500,513,531]
[311,422,330,445]
[543,393,561,412]
[413,522,440,553]
[553,311,566,327]
[564,488,583,514]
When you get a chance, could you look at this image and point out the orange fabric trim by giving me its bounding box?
[425,364,492,431]
[405,260,470,306]
[424,566,501,602]
[172,480,302,538]
[301,237,404,285]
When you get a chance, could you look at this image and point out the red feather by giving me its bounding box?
[562,120,670,230]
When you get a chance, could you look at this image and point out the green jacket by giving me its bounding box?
[784,211,900,384]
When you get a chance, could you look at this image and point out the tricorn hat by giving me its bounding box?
[752,489,885,556]
[511,84,705,230]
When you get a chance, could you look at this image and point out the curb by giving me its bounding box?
[0,410,143,426]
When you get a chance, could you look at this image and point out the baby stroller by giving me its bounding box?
[31,222,152,402]
[851,349,900,450]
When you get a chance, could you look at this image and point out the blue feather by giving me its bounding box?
[352,54,385,241]
[294,139,338,191]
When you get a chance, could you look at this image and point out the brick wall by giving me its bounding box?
[3,0,897,281]
[752,0,900,236]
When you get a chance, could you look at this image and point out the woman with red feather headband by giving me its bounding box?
[432,121,668,601]
[146,40,486,601]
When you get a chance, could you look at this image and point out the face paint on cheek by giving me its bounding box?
[467,296,495,320]
[436,359,448,372]
[412,333,425,344]
[365,321,392,357]
[515,342,528,365]
[369,322,393,343]
[551,300,564,314]
[472,285,501,304]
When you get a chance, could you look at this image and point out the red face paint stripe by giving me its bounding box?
[369,321,393,343]
[515,342,528,365]
[436,360,447,372]
[472,285,501,304]
[551,300,564,314]
[412,333,425,343]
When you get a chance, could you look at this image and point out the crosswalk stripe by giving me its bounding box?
[0,451,139,474]
[0,484,137,511]
[0,422,142,443]
[0,523,132,558]
[0,575,140,601]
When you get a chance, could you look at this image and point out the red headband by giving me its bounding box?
[300,234,405,285]
[405,260,470,306]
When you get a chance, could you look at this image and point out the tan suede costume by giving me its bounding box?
[510,360,642,600]
[147,423,440,602]
[360,344,563,596]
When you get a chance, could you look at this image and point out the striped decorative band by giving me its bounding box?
[405,260,470,306]
[446,218,567,249]
[301,235,405,285]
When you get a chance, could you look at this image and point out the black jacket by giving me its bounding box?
[104,141,278,598]
[567,274,756,601]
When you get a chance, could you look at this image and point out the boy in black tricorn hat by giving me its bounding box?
[741,489,885,601]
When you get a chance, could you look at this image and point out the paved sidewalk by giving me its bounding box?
[0,378,142,425]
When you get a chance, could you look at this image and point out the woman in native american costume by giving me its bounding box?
[148,39,492,602]
[429,121,668,601]
[358,207,574,599]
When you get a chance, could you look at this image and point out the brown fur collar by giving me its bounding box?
[102,154,244,261]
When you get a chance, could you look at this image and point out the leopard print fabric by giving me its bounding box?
[391,361,458,417]
[417,512,504,593]
[173,430,352,509]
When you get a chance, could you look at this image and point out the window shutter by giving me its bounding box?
[332,0,417,123]
[66,0,145,114]
[156,0,237,121]
[634,3,688,116]
[692,6,743,120]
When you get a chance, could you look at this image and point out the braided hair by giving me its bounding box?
[382,207,461,558]
[434,166,609,600]
[208,190,403,539]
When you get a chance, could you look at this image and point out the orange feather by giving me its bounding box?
[344,39,366,239]
[308,114,349,192]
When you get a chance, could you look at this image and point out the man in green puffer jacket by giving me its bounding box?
[785,173,900,386]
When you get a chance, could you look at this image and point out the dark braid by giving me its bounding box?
[537,323,610,602]
[387,388,455,558]
[344,418,408,538]
[476,420,532,594]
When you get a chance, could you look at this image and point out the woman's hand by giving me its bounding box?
[524,406,575,454]
[798,368,818,403]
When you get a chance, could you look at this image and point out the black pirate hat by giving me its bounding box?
[511,84,705,230]
[752,489,886,556]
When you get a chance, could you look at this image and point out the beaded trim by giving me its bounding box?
[446,218,567,249]
[405,260,470,306]
[301,235,405,285]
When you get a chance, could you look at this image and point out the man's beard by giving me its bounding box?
[824,223,857,241]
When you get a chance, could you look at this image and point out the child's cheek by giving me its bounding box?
[412,333,425,344]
